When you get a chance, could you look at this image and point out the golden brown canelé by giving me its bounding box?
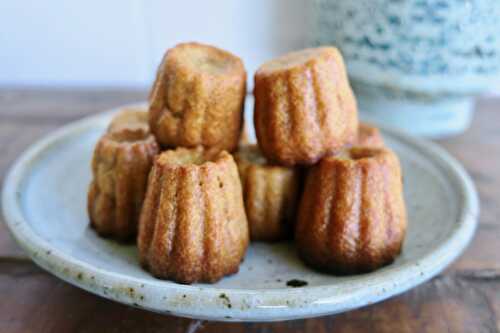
[238,122,250,147]
[149,42,247,153]
[254,47,358,166]
[235,145,301,241]
[108,107,149,134]
[138,147,249,284]
[88,128,159,241]
[356,123,384,148]
[296,147,407,274]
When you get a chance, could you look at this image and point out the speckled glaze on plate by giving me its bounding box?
[2,103,478,322]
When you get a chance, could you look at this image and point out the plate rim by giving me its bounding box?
[1,103,479,322]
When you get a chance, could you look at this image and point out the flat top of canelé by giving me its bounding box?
[108,108,149,133]
[257,47,340,74]
[349,147,384,160]
[359,123,378,135]
[331,147,389,163]
[107,127,151,143]
[156,147,225,167]
[236,145,267,165]
[110,108,148,125]
[168,42,244,76]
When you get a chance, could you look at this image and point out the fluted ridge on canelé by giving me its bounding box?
[149,42,247,153]
[235,145,301,241]
[254,47,358,166]
[138,147,249,284]
[88,128,159,241]
[296,147,407,274]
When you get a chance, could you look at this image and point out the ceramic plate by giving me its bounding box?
[2,103,478,322]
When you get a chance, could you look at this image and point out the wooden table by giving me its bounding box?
[1,89,498,333]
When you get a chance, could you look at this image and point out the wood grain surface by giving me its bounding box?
[0,89,498,333]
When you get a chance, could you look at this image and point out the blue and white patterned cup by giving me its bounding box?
[312,0,500,137]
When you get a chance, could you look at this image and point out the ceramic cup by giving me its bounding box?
[312,0,500,137]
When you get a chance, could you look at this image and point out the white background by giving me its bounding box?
[0,0,311,88]
[2,1,498,95]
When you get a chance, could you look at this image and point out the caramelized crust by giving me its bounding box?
[235,145,301,241]
[149,42,247,153]
[296,147,407,274]
[108,107,149,134]
[254,47,358,166]
[138,147,249,284]
[88,128,159,241]
[357,123,384,148]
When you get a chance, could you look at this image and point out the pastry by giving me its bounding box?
[108,107,149,134]
[149,42,246,153]
[88,128,159,241]
[138,147,249,283]
[357,123,384,148]
[235,144,301,241]
[238,122,250,147]
[254,46,358,166]
[296,147,407,274]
